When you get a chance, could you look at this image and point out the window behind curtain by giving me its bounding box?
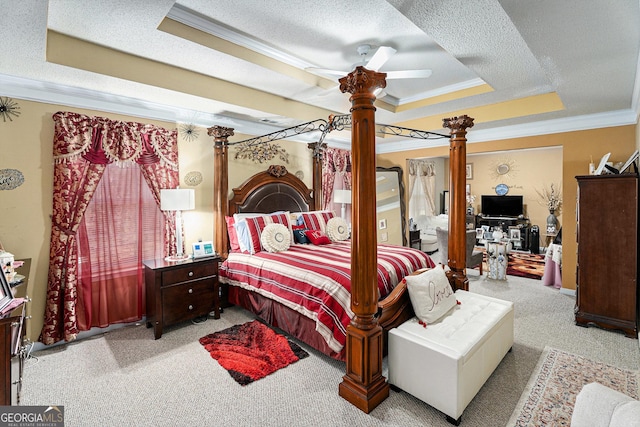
[76,163,164,330]
[409,178,429,218]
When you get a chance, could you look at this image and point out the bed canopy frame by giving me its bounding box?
[208,66,474,413]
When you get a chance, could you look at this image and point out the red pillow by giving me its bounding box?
[304,229,331,245]
[225,216,240,251]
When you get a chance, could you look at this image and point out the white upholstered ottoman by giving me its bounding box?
[388,290,514,425]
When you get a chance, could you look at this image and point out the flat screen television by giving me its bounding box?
[481,195,523,218]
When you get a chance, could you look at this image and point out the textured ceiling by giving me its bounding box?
[1,0,639,150]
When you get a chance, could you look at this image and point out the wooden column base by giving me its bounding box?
[447,268,469,292]
[338,323,390,413]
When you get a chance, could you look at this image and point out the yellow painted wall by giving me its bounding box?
[0,97,311,343]
[378,124,637,293]
[459,147,563,235]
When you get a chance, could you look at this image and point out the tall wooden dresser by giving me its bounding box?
[575,174,638,338]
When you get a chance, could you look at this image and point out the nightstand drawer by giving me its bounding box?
[161,262,216,286]
[162,278,215,325]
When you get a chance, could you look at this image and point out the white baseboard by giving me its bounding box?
[559,287,576,297]
[30,318,147,353]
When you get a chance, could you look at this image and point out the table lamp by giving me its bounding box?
[333,189,352,220]
[161,188,195,262]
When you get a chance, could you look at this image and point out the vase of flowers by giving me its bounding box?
[537,184,562,234]
[466,194,476,215]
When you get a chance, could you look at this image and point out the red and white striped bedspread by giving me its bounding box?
[219,242,434,354]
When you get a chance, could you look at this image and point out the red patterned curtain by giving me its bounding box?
[40,111,179,345]
[321,147,352,213]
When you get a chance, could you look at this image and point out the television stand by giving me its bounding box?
[476,215,531,250]
[481,216,518,221]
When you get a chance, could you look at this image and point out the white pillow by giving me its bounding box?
[234,219,251,253]
[260,223,291,253]
[326,217,350,241]
[405,266,456,324]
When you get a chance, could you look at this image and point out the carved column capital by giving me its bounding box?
[207,125,234,145]
[307,141,327,160]
[339,66,387,97]
[442,115,475,135]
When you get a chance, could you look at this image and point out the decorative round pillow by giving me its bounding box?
[260,223,291,253]
[326,217,350,242]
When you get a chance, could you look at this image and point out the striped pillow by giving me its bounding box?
[244,212,293,253]
[299,210,335,233]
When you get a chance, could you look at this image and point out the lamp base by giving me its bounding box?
[164,254,190,262]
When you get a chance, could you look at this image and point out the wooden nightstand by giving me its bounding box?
[409,229,421,250]
[143,256,220,339]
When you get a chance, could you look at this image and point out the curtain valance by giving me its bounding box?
[52,111,178,169]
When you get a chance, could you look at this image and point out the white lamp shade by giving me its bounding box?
[333,189,352,204]
[160,189,195,211]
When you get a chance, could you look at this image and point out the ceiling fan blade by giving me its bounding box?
[373,88,387,98]
[316,85,339,97]
[305,67,346,78]
[365,46,396,71]
[386,69,433,79]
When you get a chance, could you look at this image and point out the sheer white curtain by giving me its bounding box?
[408,159,437,219]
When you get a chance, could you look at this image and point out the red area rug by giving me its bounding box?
[506,252,545,280]
[199,320,309,386]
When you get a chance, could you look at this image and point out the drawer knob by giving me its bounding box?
[188,305,193,310]
[188,271,194,277]
[188,288,193,294]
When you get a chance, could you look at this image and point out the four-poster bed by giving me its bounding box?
[209,66,474,413]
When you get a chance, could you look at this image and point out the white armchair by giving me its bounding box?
[571,382,640,427]
[414,214,448,254]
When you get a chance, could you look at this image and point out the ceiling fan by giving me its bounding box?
[305,44,432,98]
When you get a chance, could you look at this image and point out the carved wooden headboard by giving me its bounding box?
[228,165,315,216]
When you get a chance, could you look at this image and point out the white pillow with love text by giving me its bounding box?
[405,266,457,324]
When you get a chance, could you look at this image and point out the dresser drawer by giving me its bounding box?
[161,262,216,286]
[161,278,216,325]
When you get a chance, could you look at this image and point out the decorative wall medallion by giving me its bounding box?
[235,141,289,164]
[184,171,203,186]
[0,97,21,122]
[295,170,304,180]
[0,169,25,190]
[490,158,517,180]
[179,123,199,142]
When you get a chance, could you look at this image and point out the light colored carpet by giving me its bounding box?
[21,268,639,427]
[508,346,640,426]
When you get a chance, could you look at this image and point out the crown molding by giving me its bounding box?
[167,4,314,71]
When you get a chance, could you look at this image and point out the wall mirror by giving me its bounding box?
[375,166,407,246]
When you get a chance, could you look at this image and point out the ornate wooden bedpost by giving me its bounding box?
[307,141,326,210]
[337,66,389,413]
[208,125,234,259]
[443,115,474,291]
